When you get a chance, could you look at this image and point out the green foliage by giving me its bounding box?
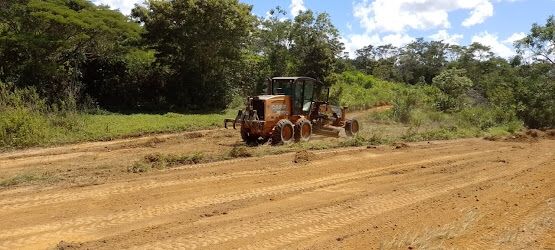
[256,9,344,83]
[0,85,234,148]
[0,108,51,147]
[0,0,141,106]
[392,89,421,124]
[331,71,397,110]
[516,15,555,65]
[432,68,473,112]
[132,0,255,110]
[129,152,206,173]
[432,69,473,98]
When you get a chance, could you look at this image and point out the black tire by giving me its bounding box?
[345,119,360,137]
[294,118,312,142]
[241,127,262,145]
[271,119,295,145]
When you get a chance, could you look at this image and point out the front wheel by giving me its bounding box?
[345,119,360,137]
[271,119,295,145]
[294,118,312,142]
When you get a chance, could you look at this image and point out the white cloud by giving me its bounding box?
[461,1,493,27]
[353,0,495,33]
[93,0,140,15]
[471,31,517,58]
[429,30,464,45]
[504,32,526,44]
[290,0,306,17]
[342,33,415,58]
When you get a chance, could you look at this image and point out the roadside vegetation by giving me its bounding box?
[0,84,233,149]
[1,0,553,150]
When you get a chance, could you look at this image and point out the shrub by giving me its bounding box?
[229,146,252,158]
[0,108,51,148]
[391,89,419,124]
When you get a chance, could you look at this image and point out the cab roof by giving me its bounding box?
[272,77,321,84]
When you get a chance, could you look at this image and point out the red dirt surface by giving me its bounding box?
[0,134,553,249]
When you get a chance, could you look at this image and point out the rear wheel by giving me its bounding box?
[271,119,295,145]
[294,118,312,142]
[345,119,360,137]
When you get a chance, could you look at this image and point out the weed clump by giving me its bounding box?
[0,171,58,187]
[229,146,252,158]
[127,162,151,173]
[128,152,205,173]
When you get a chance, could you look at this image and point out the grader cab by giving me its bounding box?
[224,77,359,145]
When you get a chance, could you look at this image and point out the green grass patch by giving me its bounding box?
[1,110,236,149]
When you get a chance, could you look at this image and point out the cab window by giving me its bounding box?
[272,79,293,96]
[302,81,314,112]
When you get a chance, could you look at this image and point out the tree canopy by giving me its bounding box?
[0,1,553,127]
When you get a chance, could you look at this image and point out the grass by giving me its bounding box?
[0,171,59,187]
[128,152,207,173]
[0,109,236,150]
[1,70,523,151]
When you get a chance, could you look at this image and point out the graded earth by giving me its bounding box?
[0,132,553,249]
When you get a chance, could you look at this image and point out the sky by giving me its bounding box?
[92,0,555,58]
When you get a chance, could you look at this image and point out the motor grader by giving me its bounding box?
[224,77,359,145]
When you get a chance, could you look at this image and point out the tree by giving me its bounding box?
[132,0,255,110]
[516,15,555,65]
[255,7,294,78]
[432,68,473,111]
[397,39,448,84]
[0,0,141,107]
[289,11,344,83]
[254,9,343,85]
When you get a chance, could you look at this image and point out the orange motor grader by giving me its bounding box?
[224,77,359,145]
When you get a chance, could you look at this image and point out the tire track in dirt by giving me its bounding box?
[0,150,500,249]
[0,141,478,210]
[0,149,385,211]
[0,130,220,162]
[136,154,547,250]
[464,160,555,249]
[130,163,478,249]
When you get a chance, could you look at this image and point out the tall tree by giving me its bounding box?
[132,0,255,110]
[290,10,344,83]
[516,15,555,65]
[0,0,141,107]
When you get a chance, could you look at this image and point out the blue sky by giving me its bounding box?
[93,0,555,58]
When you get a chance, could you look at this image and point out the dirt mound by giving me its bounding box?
[486,129,555,143]
[503,129,549,142]
[294,150,319,164]
[56,241,83,250]
[392,142,410,149]
[545,129,555,138]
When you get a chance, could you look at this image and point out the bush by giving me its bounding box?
[331,71,397,110]
[391,89,420,124]
[0,108,51,147]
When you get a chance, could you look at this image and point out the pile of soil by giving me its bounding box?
[392,142,410,149]
[489,129,555,143]
[294,150,320,164]
[56,241,83,250]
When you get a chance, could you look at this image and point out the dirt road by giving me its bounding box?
[0,136,553,249]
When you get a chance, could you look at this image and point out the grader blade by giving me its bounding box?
[313,126,341,138]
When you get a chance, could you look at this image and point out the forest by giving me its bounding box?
[0,0,554,148]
